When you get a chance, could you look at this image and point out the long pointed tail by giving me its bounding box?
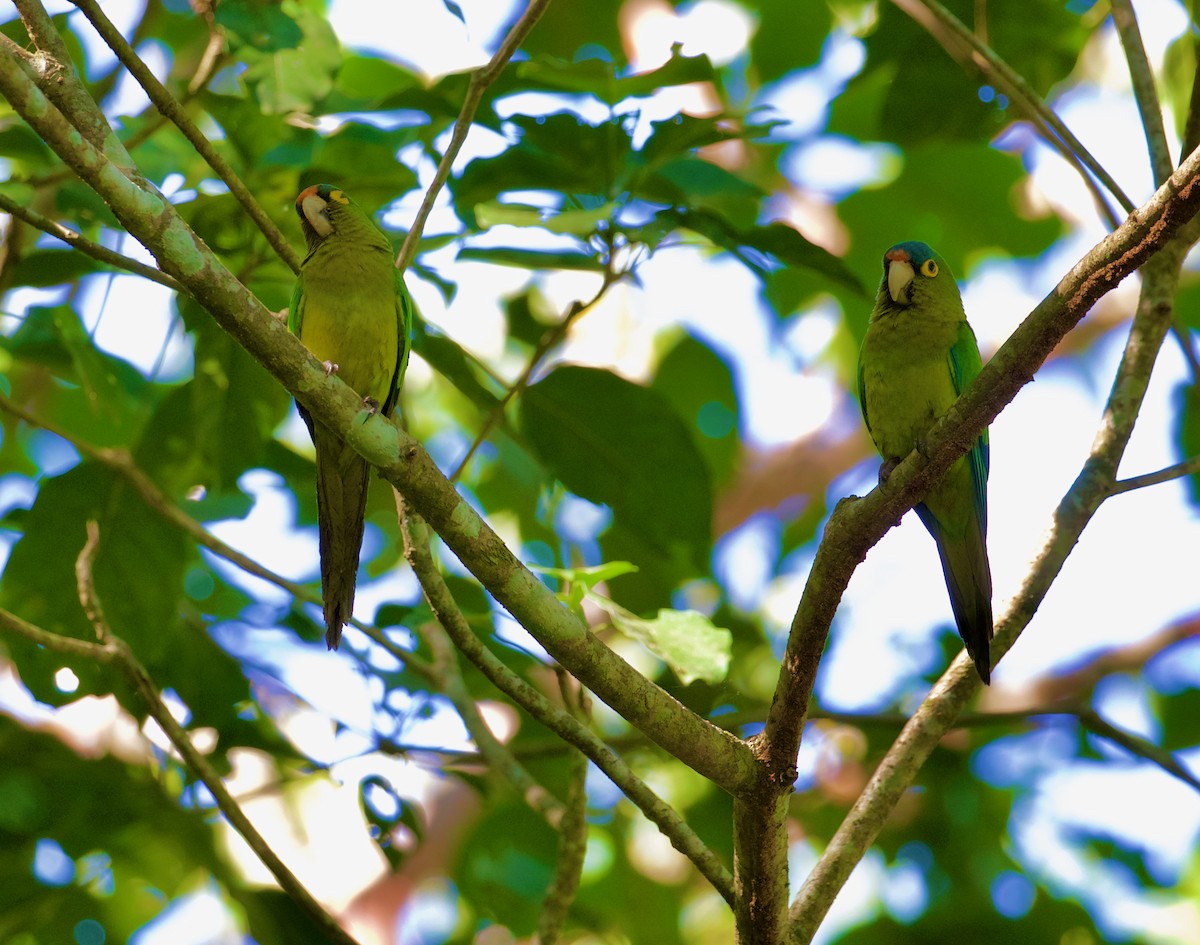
[314,427,371,649]
[934,531,994,684]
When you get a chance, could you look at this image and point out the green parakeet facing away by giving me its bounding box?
[289,184,413,649]
[857,241,993,683]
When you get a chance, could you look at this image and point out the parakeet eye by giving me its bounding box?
[920,259,939,277]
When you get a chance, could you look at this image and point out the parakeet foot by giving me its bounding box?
[877,459,898,486]
[362,396,381,416]
[322,360,339,376]
[272,307,289,323]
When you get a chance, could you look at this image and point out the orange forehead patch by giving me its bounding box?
[296,184,319,205]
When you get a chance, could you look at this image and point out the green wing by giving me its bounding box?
[288,277,305,336]
[382,268,415,417]
[856,351,872,440]
[947,320,988,531]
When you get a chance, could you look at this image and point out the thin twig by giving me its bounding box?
[1078,708,1200,792]
[902,0,1135,221]
[69,0,301,273]
[419,607,566,824]
[537,672,589,945]
[1109,454,1200,495]
[1111,0,1174,186]
[71,526,360,944]
[396,0,553,272]
[0,191,184,292]
[450,261,619,482]
[0,389,436,680]
[0,606,113,660]
[14,0,122,155]
[75,520,111,642]
[398,499,736,906]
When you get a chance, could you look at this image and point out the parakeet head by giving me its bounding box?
[877,240,959,309]
[295,183,367,251]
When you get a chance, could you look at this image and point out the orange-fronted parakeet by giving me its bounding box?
[858,241,993,683]
[288,184,413,649]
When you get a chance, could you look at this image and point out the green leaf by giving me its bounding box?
[531,560,639,588]
[604,604,732,685]
[474,200,614,236]
[530,560,638,609]
[411,323,501,412]
[215,0,303,51]
[662,208,866,295]
[456,245,605,271]
[520,365,712,566]
[8,249,112,287]
[305,122,420,208]
[454,114,633,226]
[1175,381,1200,507]
[514,49,717,105]
[238,5,341,114]
[651,333,740,488]
[837,143,1062,284]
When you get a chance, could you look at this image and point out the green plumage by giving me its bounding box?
[857,240,993,683]
[288,184,414,649]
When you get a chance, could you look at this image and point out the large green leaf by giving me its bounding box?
[520,365,712,566]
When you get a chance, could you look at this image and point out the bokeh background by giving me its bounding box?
[1,0,1199,943]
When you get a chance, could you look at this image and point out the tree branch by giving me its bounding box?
[900,0,1133,223]
[420,609,566,825]
[451,254,619,482]
[1109,454,1200,495]
[1111,0,1174,186]
[782,196,1200,945]
[535,674,590,945]
[0,388,437,680]
[0,191,184,291]
[70,522,361,945]
[395,0,553,273]
[399,501,736,905]
[69,0,301,273]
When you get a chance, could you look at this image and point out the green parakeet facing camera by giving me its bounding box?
[289,184,414,649]
[858,240,993,683]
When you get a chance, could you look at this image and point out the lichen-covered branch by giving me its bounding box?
[0,191,184,291]
[69,0,301,272]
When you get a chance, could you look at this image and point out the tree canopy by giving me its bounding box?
[1,1,1198,944]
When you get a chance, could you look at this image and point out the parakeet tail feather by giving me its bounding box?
[313,421,370,650]
[918,503,994,684]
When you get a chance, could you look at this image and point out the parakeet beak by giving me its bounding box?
[887,258,914,304]
[300,193,333,237]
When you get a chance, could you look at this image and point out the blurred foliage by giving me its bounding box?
[0,1,1196,944]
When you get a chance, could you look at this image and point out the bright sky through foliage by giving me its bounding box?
[2,0,1199,942]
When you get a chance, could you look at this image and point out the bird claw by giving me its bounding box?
[362,396,381,417]
[915,434,932,460]
[272,307,289,324]
[878,459,898,486]
[322,360,339,377]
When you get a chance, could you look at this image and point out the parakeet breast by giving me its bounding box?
[859,311,961,462]
[298,243,398,405]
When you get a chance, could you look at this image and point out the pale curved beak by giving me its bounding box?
[301,194,333,236]
[887,258,914,304]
